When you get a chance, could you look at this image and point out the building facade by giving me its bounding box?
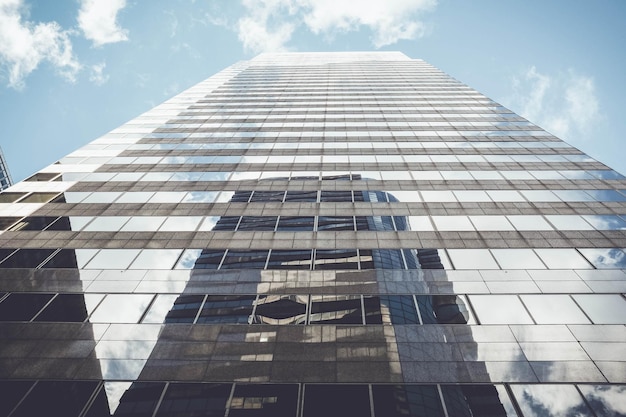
[0,147,13,191]
[0,52,625,416]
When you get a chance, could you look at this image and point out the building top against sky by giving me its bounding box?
[0,1,624,183]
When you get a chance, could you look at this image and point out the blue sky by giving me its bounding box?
[0,0,624,182]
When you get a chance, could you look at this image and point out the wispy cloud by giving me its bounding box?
[78,0,129,47]
[0,0,81,89]
[506,66,601,143]
[89,62,108,85]
[231,0,437,54]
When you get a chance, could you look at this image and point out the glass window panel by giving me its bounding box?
[198,216,221,231]
[386,190,421,202]
[454,191,491,202]
[202,171,232,181]
[40,248,99,268]
[158,216,203,232]
[469,215,515,231]
[196,294,256,324]
[486,190,525,202]
[253,294,308,324]
[229,384,299,417]
[469,295,534,324]
[0,381,33,417]
[559,170,595,179]
[0,293,54,321]
[422,295,474,324]
[411,171,443,180]
[82,216,130,231]
[578,385,626,417]
[174,249,203,269]
[441,385,518,417]
[588,170,626,180]
[314,249,359,270]
[507,215,553,231]
[582,215,626,230]
[86,382,166,417]
[165,295,204,323]
[534,248,592,269]
[578,248,626,269]
[155,383,231,417]
[309,295,363,324]
[19,192,59,203]
[585,189,626,202]
[276,217,315,231]
[509,385,594,417]
[34,293,103,322]
[530,170,564,180]
[432,216,474,231]
[470,171,504,180]
[0,248,57,268]
[373,384,445,417]
[85,249,141,269]
[545,215,594,231]
[501,171,534,180]
[442,171,473,180]
[407,216,434,231]
[303,385,370,417]
[12,381,100,417]
[221,250,269,269]
[142,294,179,324]
[448,249,499,269]
[61,192,91,203]
[553,190,596,202]
[492,249,546,269]
[573,294,626,324]
[129,249,182,269]
[520,190,561,202]
[420,191,457,202]
[266,249,312,270]
[521,295,590,324]
[89,294,154,323]
[121,216,167,231]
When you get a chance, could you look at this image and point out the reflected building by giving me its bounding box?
[0,52,625,416]
[0,147,12,191]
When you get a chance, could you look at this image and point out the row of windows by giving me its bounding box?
[6,214,626,233]
[6,380,622,417]
[157,120,536,129]
[171,112,524,121]
[59,152,596,166]
[1,291,624,325]
[118,140,570,151]
[164,105,512,114]
[0,247,623,271]
[40,169,626,183]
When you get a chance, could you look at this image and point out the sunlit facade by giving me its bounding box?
[0,52,625,416]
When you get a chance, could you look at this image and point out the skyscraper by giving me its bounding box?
[0,147,12,191]
[0,52,625,416]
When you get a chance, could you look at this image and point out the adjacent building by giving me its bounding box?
[0,52,625,416]
[0,147,12,191]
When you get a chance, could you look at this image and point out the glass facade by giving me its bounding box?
[0,51,625,416]
[0,147,12,191]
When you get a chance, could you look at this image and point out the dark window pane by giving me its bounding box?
[19,192,59,203]
[212,216,240,231]
[0,217,20,230]
[314,249,359,270]
[441,385,516,417]
[318,216,355,231]
[0,248,57,268]
[372,384,445,417]
[0,293,54,321]
[40,249,81,268]
[220,250,269,270]
[303,384,370,417]
[285,191,318,202]
[196,295,256,324]
[104,382,166,417]
[0,192,26,203]
[229,384,299,417]
[416,249,445,269]
[368,295,419,325]
[309,295,362,324]
[319,190,353,202]
[34,294,90,322]
[25,172,59,181]
[267,250,312,270]
[12,380,99,417]
[8,216,59,231]
[253,295,308,325]
[0,380,34,416]
[165,295,205,323]
[276,216,315,231]
[155,383,231,417]
[372,249,406,269]
[193,250,226,270]
[250,191,285,202]
[237,216,277,231]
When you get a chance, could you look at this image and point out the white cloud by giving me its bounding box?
[78,0,128,47]
[89,62,108,85]
[506,66,601,142]
[235,0,437,54]
[0,0,81,89]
